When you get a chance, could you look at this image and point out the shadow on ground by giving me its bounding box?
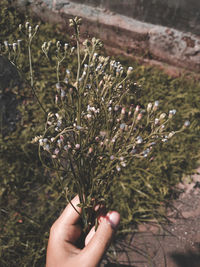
[170,246,200,267]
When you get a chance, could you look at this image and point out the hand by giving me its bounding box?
[46,195,120,267]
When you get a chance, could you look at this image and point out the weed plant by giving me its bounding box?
[0,1,200,265]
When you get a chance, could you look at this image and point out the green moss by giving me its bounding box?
[0,1,200,265]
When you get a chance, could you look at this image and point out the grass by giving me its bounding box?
[0,1,200,266]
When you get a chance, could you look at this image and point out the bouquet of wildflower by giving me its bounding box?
[2,17,189,232]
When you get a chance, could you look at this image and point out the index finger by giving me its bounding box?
[57,195,82,226]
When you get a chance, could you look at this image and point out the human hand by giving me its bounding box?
[46,195,120,267]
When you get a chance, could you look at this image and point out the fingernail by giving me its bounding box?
[105,211,120,230]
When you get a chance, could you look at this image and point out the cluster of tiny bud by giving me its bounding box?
[1,16,191,232]
[27,18,190,228]
[0,39,22,59]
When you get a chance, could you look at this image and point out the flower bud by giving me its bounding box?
[135,105,140,113]
[56,41,61,48]
[127,66,133,76]
[57,139,62,147]
[35,25,39,32]
[25,21,29,29]
[159,113,166,120]
[147,103,152,113]
[168,131,175,138]
[64,78,68,84]
[44,144,50,151]
[61,89,66,98]
[121,107,126,115]
[54,148,60,155]
[75,144,80,150]
[121,162,126,167]
[66,69,70,76]
[137,113,142,121]
[42,42,47,50]
[120,123,126,130]
[136,136,143,144]
[154,118,159,125]
[88,147,93,154]
[64,43,69,51]
[169,109,176,118]
[13,43,17,52]
[153,101,159,111]
[116,165,121,172]
[184,120,190,127]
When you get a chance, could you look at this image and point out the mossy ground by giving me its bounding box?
[0,1,200,266]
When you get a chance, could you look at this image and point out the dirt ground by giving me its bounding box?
[102,168,200,267]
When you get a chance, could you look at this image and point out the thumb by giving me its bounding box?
[81,211,120,266]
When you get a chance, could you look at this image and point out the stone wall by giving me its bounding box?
[16,0,200,72]
[69,0,200,35]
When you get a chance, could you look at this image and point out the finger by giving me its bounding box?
[81,211,120,265]
[85,226,95,246]
[85,208,108,246]
[57,195,82,226]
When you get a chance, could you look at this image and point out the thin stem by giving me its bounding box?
[27,38,47,115]
[28,40,33,87]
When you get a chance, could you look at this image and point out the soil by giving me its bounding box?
[102,168,200,267]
